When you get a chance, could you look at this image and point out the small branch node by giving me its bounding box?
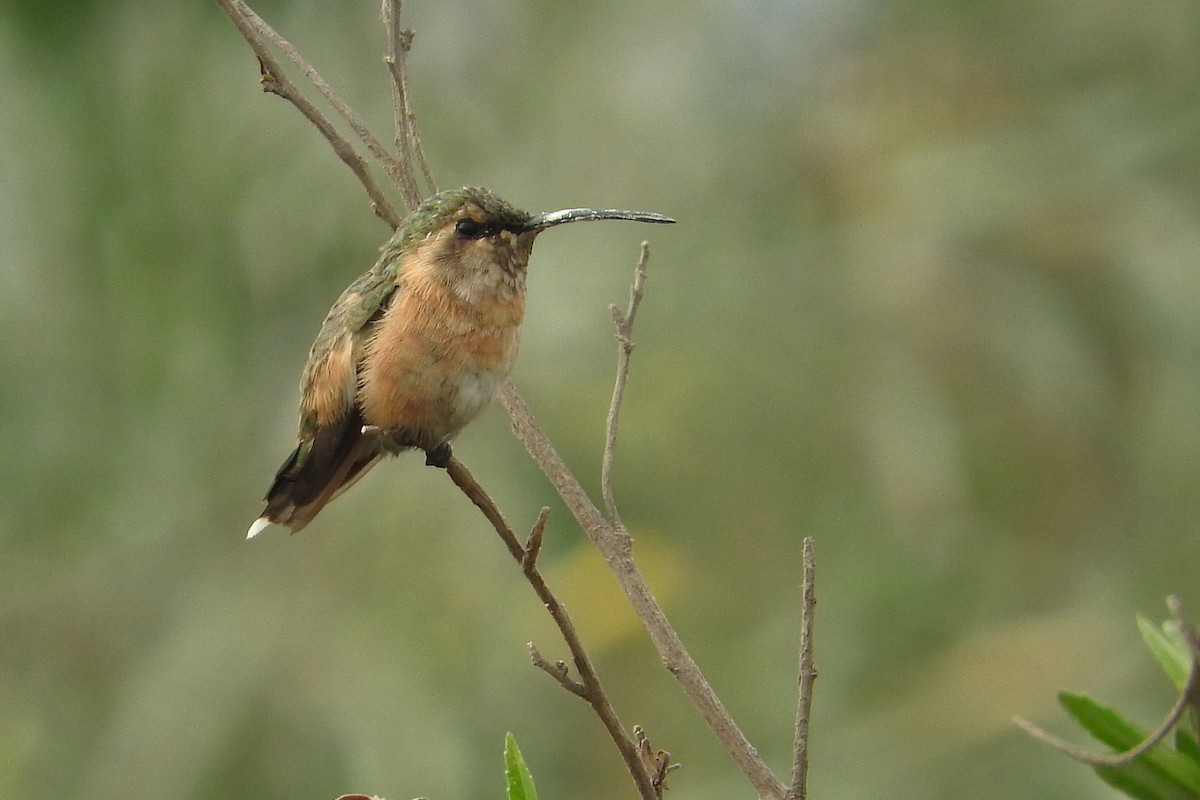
[257,58,281,94]
[522,507,551,570]
[529,642,586,697]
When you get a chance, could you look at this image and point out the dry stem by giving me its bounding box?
[494,240,789,800]
[214,0,408,224]
[601,241,649,526]
[227,0,405,185]
[498,379,787,800]
[444,458,659,800]
[787,537,817,800]
[381,0,433,207]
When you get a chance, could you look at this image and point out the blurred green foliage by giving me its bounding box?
[3,1,1200,798]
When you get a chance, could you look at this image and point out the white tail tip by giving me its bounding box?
[246,517,272,540]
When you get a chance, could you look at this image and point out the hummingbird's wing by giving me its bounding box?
[250,258,401,535]
[299,261,400,430]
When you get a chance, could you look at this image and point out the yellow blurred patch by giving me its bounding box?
[528,529,687,653]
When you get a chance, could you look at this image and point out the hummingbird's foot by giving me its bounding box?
[424,442,453,469]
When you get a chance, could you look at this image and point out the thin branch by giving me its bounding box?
[443,457,660,800]
[444,456,522,561]
[380,0,424,209]
[1016,596,1200,767]
[601,241,650,526]
[522,507,550,571]
[584,245,787,795]
[255,62,402,229]
[499,379,787,800]
[787,537,817,800]
[403,59,438,197]
[529,642,586,697]
[497,244,785,800]
[219,0,409,191]
[215,0,404,228]
[381,0,436,200]
[1013,689,1194,767]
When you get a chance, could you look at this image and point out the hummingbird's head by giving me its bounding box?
[395,187,674,306]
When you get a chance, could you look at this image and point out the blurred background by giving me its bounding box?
[3,0,1199,798]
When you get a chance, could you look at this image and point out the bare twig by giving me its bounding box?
[601,241,650,526]
[380,0,436,201]
[787,537,817,800]
[495,241,786,800]
[499,379,787,800]
[443,457,659,800]
[522,507,550,571]
[403,62,437,197]
[528,642,586,697]
[1014,688,1194,767]
[381,0,426,209]
[215,0,404,228]
[1015,596,1200,767]
[219,0,408,189]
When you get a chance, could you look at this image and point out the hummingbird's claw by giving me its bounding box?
[424,442,452,468]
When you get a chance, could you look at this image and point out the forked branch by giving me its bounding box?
[444,458,659,800]
[220,0,405,183]
[381,0,436,206]
[214,0,430,222]
[499,387,787,799]
[601,241,649,526]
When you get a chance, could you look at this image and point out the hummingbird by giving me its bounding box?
[247,186,674,538]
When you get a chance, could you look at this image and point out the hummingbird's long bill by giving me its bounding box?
[526,208,676,230]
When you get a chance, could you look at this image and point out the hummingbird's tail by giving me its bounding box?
[247,411,381,537]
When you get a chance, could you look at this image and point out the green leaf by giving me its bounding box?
[1138,616,1192,691]
[504,732,539,800]
[1095,763,1189,800]
[1175,729,1200,765]
[1059,692,1200,793]
[1061,691,1155,751]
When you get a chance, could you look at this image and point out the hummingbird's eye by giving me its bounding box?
[454,218,490,239]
